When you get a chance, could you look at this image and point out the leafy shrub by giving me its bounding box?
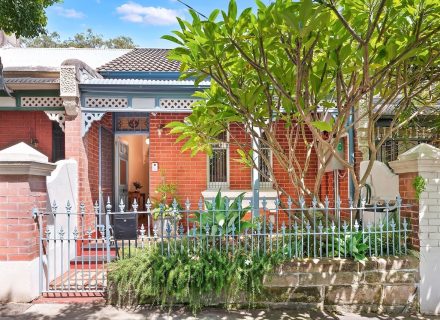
[107,246,283,313]
[192,190,253,235]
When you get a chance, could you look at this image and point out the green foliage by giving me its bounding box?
[329,232,368,261]
[151,171,182,219]
[193,190,253,235]
[412,175,426,200]
[107,247,284,314]
[163,0,440,199]
[0,0,61,38]
[22,28,137,48]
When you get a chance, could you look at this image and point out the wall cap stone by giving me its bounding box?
[389,143,440,174]
[0,142,56,176]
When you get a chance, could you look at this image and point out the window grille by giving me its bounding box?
[258,132,272,188]
[208,132,228,189]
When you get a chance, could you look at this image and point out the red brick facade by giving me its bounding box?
[0,174,48,261]
[149,113,207,207]
[148,113,350,209]
[397,172,419,248]
[0,111,53,161]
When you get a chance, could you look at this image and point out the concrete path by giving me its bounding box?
[1,303,439,320]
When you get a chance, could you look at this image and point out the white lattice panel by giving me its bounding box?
[159,99,196,110]
[85,97,128,108]
[21,97,63,107]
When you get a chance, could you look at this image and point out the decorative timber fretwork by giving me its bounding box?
[44,111,66,132]
[85,97,128,109]
[21,96,63,108]
[159,98,196,110]
[82,112,105,137]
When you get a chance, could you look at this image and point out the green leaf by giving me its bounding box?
[311,118,334,132]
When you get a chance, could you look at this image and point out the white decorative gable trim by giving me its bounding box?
[44,111,66,132]
[21,96,63,108]
[159,98,197,110]
[82,112,105,137]
[85,97,128,109]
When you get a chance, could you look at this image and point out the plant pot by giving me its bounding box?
[153,217,177,237]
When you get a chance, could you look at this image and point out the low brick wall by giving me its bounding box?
[261,256,419,313]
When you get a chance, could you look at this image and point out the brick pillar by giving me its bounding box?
[0,142,55,302]
[390,143,440,315]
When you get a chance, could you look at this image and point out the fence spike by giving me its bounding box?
[324,195,330,208]
[287,196,292,208]
[132,198,138,212]
[262,197,267,210]
[51,200,57,214]
[66,200,72,213]
[348,197,353,208]
[354,219,359,232]
[402,218,408,230]
[119,198,125,213]
[45,226,51,238]
[80,202,85,215]
[299,196,305,208]
[93,201,99,214]
[106,197,112,211]
[58,226,65,240]
[73,227,79,240]
[396,195,402,206]
[224,196,230,208]
[361,197,366,208]
[146,198,152,212]
[312,196,317,208]
[186,197,191,210]
[172,198,178,210]
[336,195,341,208]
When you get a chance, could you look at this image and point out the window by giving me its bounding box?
[208,132,228,189]
[258,132,272,188]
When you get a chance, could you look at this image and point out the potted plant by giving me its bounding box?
[151,172,182,236]
[132,181,143,194]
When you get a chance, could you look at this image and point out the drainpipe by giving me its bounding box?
[252,127,260,218]
[348,107,355,200]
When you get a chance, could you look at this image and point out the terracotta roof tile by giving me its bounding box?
[97,48,180,72]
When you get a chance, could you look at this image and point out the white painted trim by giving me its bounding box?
[0,162,56,176]
[207,131,230,189]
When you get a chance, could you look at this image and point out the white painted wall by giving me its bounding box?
[43,160,79,292]
[0,258,39,302]
[390,143,440,315]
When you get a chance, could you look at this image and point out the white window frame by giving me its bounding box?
[207,131,230,190]
[257,132,273,189]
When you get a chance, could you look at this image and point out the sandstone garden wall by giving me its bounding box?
[261,256,418,313]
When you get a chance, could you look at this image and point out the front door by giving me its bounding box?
[115,139,129,210]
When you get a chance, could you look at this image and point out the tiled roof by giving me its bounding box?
[97,48,181,72]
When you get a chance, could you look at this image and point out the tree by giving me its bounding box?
[22,29,137,49]
[0,0,61,38]
[164,0,440,204]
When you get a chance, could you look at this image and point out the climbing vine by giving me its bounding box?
[412,176,426,200]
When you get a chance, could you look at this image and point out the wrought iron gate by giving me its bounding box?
[37,201,113,294]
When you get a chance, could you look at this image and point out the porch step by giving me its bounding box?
[70,255,116,269]
[80,243,117,256]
